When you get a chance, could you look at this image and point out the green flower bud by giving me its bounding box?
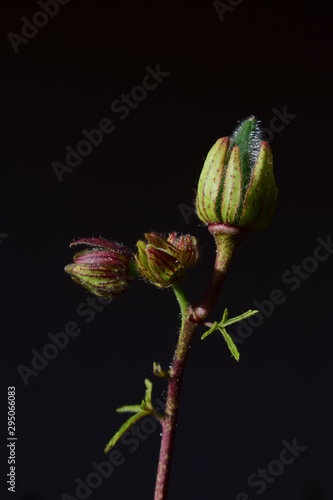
[196,116,277,231]
[135,232,199,288]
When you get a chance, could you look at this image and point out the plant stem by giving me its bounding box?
[193,224,244,322]
[153,224,244,500]
[154,311,196,500]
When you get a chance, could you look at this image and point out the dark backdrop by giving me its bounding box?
[1,1,332,499]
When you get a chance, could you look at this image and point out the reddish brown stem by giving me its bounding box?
[153,224,244,500]
[154,317,196,500]
[193,224,245,322]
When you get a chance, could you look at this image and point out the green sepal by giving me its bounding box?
[196,137,229,224]
[250,146,278,231]
[220,146,242,224]
[227,116,259,197]
[238,142,273,228]
[128,259,140,278]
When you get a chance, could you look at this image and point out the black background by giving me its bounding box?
[1,1,332,499]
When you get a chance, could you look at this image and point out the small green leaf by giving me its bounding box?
[201,321,219,340]
[104,409,149,454]
[144,379,153,407]
[221,308,228,323]
[221,309,258,328]
[116,405,142,414]
[153,361,170,378]
[219,327,240,362]
[200,308,258,361]
[104,378,162,454]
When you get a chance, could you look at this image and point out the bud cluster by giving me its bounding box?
[65,117,277,299]
[65,233,199,297]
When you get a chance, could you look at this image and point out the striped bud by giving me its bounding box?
[135,232,199,288]
[167,232,199,269]
[65,238,135,299]
[196,116,277,231]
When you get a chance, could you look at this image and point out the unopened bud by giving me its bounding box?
[135,232,199,288]
[196,116,277,231]
[65,237,135,299]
